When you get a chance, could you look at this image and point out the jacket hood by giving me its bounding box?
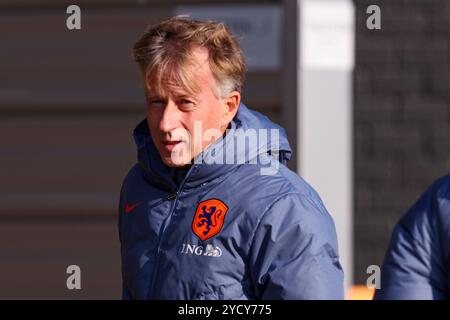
[132,102,292,192]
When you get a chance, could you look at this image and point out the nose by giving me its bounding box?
[159,100,179,134]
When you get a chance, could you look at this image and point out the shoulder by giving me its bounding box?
[121,163,142,187]
[376,174,450,299]
[387,173,450,275]
[234,158,326,204]
[432,174,450,204]
[427,174,450,261]
[119,163,148,198]
[228,160,332,226]
[398,173,450,234]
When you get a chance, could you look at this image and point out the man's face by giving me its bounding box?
[145,47,227,167]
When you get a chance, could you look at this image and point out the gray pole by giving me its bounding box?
[284,0,355,294]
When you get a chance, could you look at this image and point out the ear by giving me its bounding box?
[220,91,241,130]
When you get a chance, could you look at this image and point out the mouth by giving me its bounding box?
[161,140,184,152]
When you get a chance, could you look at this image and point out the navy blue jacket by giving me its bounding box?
[118,103,344,299]
[375,174,450,300]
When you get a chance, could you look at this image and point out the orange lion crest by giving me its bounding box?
[192,199,228,241]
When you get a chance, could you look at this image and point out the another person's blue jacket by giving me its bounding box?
[375,174,450,300]
[118,103,344,299]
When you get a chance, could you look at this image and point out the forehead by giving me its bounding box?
[147,46,214,98]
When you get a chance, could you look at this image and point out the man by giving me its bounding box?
[374,174,450,300]
[118,16,343,300]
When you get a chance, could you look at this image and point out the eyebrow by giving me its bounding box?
[148,92,193,99]
[147,94,165,100]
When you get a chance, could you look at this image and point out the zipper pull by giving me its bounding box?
[166,191,178,200]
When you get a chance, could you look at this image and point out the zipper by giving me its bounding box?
[165,192,178,200]
[147,164,197,299]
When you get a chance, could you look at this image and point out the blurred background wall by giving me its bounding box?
[353,0,450,284]
[0,0,449,299]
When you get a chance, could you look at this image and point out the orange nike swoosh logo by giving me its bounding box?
[124,202,143,214]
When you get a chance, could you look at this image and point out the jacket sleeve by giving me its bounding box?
[374,183,449,300]
[118,182,133,300]
[248,193,344,299]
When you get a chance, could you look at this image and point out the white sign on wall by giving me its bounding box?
[300,0,354,71]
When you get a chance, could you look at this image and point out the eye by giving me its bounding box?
[149,100,165,108]
[179,99,194,107]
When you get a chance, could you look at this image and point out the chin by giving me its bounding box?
[162,158,188,167]
[160,152,192,167]
[158,143,195,167]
